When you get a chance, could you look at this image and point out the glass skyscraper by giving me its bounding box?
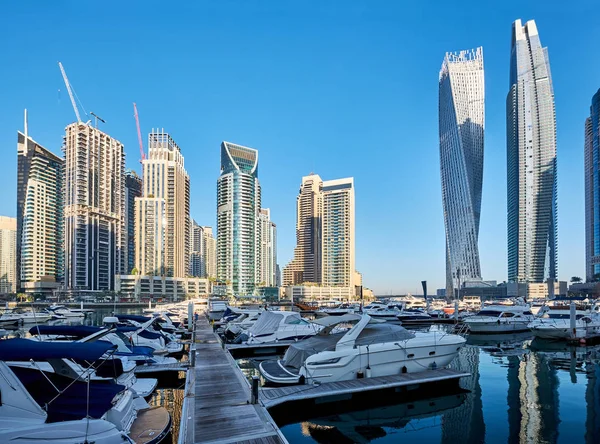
[217,142,261,295]
[585,89,600,281]
[439,47,485,297]
[507,19,557,283]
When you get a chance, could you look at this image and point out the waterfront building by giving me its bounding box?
[124,170,142,275]
[217,142,261,295]
[189,221,217,279]
[438,47,485,298]
[585,89,600,281]
[16,111,64,295]
[258,208,277,287]
[285,285,356,303]
[507,19,557,283]
[321,178,356,288]
[63,123,125,291]
[283,174,323,285]
[135,130,190,278]
[115,274,210,301]
[283,174,356,289]
[0,217,17,294]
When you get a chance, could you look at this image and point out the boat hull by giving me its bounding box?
[466,320,532,333]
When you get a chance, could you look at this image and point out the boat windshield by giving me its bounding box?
[475,310,502,317]
[354,323,415,346]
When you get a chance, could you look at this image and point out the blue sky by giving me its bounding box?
[1,1,598,294]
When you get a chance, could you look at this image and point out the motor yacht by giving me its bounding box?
[464,305,536,333]
[208,299,228,321]
[259,314,466,385]
[364,304,404,322]
[528,304,600,340]
[315,303,361,317]
[396,309,432,324]
[45,305,85,319]
[0,339,171,444]
[236,311,322,345]
[0,309,23,326]
[11,308,52,324]
[390,295,428,310]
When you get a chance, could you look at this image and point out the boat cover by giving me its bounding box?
[138,329,163,340]
[28,325,138,337]
[0,338,116,361]
[115,314,151,323]
[10,365,125,422]
[248,311,284,337]
[282,331,346,369]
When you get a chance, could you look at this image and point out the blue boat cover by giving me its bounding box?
[126,345,155,356]
[138,329,162,340]
[0,338,116,361]
[11,366,125,422]
[115,314,151,322]
[28,325,138,337]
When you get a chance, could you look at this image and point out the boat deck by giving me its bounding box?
[182,315,286,444]
[260,368,470,409]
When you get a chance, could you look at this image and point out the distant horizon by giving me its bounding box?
[0,2,598,294]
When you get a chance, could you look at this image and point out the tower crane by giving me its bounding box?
[133,103,146,162]
[58,62,82,123]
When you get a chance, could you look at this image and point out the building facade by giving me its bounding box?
[124,170,142,275]
[17,112,64,294]
[189,221,216,279]
[439,47,485,297]
[283,174,323,285]
[115,274,210,301]
[258,208,277,287]
[321,178,355,287]
[217,142,261,295]
[135,131,190,278]
[0,217,17,294]
[63,123,125,291]
[585,89,600,281]
[507,19,558,283]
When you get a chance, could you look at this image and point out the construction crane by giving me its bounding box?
[58,62,82,123]
[90,112,105,128]
[133,103,145,161]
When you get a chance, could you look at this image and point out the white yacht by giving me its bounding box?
[208,299,228,321]
[391,295,428,310]
[396,309,432,324]
[464,305,536,333]
[240,311,322,345]
[364,303,404,322]
[12,308,52,324]
[0,309,23,326]
[528,304,600,340]
[45,305,85,319]
[259,314,466,385]
[0,339,171,444]
[116,315,184,355]
[315,303,361,317]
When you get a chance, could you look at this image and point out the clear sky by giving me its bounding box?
[1,1,598,294]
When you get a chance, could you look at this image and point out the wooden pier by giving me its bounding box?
[179,316,286,444]
[260,368,470,409]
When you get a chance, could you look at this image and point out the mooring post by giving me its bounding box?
[251,376,259,404]
[187,302,194,332]
[190,345,196,367]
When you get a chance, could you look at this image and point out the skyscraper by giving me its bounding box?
[585,89,600,281]
[17,111,64,294]
[136,130,190,277]
[63,123,125,291]
[438,47,485,297]
[124,170,142,275]
[189,220,216,278]
[0,216,17,294]
[258,208,277,287]
[217,142,261,295]
[321,178,355,287]
[283,174,323,285]
[284,174,356,288]
[507,19,557,283]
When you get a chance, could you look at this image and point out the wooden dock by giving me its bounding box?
[180,316,287,444]
[260,368,470,409]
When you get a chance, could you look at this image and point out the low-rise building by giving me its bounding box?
[285,285,356,303]
[527,281,567,300]
[115,275,210,302]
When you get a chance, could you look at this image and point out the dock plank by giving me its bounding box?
[188,315,286,444]
[259,368,470,408]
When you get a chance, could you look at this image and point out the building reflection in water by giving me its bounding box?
[585,353,600,443]
[441,345,485,443]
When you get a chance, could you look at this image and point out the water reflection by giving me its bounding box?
[277,332,600,443]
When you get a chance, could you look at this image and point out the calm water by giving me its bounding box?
[239,329,600,444]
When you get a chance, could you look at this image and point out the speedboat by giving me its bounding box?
[364,304,404,322]
[45,305,85,319]
[464,305,536,333]
[259,314,466,385]
[11,308,52,324]
[208,299,228,321]
[115,315,184,356]
[0,310,22,326]
[236,311,322,345]
[0,339,171,444]
[315,303,361,317]
[528,304,600,340]
[396,309,432,324]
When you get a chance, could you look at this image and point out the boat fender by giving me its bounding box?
[357,370,364,379]
[366,368,372,378]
